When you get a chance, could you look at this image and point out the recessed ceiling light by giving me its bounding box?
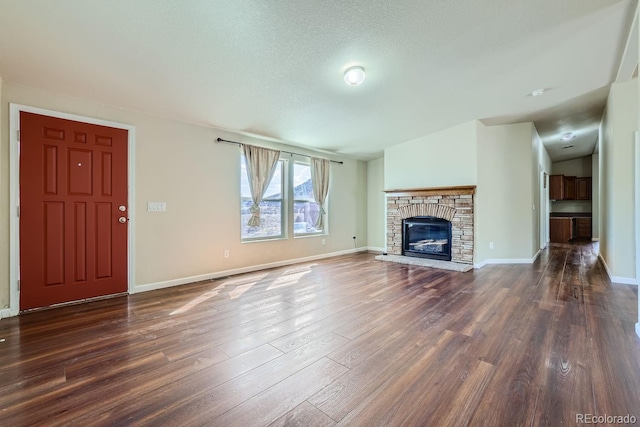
[561,145,574,149]
[530,89,545,97]
[561,132,576,141]
[344,66,366,86]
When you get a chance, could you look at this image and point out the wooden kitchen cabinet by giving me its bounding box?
[575,217,592,238]
[549,175,564,200]
[576,177,592,200]
[563,176,576,200]
[550,217,573,243]
[549,175,591,200]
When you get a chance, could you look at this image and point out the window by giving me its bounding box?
[293,162,323,235]
[240,156,327,241]
[241,158,284,240]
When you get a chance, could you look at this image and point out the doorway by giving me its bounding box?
[9,105,136,314]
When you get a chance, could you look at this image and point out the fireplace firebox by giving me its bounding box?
[403,216,452,261]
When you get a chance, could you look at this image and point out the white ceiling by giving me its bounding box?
[0,0,637,161]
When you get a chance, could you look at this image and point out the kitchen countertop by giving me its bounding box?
[550,212,592,218]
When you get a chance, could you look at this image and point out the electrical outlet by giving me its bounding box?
[489,242,494,249]
[224,249,229,258]
[322,239,326,245]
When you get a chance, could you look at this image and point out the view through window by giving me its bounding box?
[240,158,284,240]
[293,162,322,235]
[240,157,325,241]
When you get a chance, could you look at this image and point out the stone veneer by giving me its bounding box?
[386,186,475,265]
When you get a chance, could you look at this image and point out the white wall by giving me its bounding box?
[0,83,368,310]
[532,127,551,251]
[384,121,477,190]
[0,78,5,311]
[366,157,386,251]
[599,78,637,283]
[383,119,543,265]
[537,128,552,248]
[475,122,537,263]
[552,157,593,176]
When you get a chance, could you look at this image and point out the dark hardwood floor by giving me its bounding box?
[1,242,639,426]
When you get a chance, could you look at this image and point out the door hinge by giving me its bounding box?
[17,206,20,217]
[17,130,20,141]
[17,280,20,291]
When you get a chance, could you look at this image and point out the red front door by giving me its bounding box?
[19,112,129,310]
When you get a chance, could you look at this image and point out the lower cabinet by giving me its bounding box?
[550,218,573,243]
[550,217,592,242]
[575,218,592,239]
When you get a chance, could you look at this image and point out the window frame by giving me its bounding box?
[292,161,325,237]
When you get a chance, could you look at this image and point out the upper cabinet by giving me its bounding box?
[549,175,564,200]
[576,177,592,200]
[549,174,591,200]
[563,176,576,200]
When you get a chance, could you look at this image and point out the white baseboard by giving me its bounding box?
[366,246,386,253]
[0,308,17,319]
[592,237,600,241]
[134,247,367,294]
[598,253,638,285]
[474,252,540,269]
[636,323,640,339]
[532,249,541,262]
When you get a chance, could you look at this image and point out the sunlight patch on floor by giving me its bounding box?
[171,273,270,314]
[267,270,312,290]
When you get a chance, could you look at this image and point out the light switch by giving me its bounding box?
[147,202,167,212]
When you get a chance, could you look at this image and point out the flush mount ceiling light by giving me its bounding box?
[561,132,576,141]
[344,66,366,86]
[530,88,545,97]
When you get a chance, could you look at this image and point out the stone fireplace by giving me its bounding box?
[386,186,475,265]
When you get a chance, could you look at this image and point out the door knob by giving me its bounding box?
[118,217,127,223]
[119,205,127,212]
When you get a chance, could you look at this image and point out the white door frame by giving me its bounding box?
[540,166,548,250]
[8,104,136,317]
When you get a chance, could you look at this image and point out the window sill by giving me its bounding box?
[241,236,288,244]
[294,233,326,239]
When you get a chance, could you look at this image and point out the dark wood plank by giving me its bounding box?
[213,357,348,427]
[267,401,336,427]
[1,243,639,426]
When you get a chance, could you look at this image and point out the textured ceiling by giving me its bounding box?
[0,0,637,161]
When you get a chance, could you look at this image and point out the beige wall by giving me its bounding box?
[537,128,552,248]
[552,156,593,176]
[384,121,478,190]
[366,157,385,251]
[599,78,637,282]
[532,127,551,251]
[382,119,543,265]
[0,83,368,311]
[475,122,537,262]
[592,153,600,239]
[0,78,5,310]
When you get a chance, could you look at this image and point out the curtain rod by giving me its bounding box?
[216,138,344,164]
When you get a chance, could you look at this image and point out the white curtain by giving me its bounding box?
[243,144,281,227]
[310,157,330,230]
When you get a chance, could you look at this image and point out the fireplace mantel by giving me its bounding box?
[385,185,476,197]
